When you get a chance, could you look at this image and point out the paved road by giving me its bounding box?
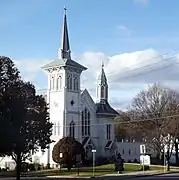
[1,173,179,180]
[130,173,179,180]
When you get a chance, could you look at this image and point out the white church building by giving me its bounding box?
[40,9,119,166]
[0,9,143,170]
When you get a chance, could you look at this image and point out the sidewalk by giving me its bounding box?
[0,170,178,180]
[98,169,179,179]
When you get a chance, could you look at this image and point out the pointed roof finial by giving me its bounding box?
[64,6,67,15]
[102,61,104,68]
[99,61,107,85]
[58,7,71,60]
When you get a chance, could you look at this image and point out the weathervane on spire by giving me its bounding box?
[64,6,67,14]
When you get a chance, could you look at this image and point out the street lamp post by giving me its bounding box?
[92,149,96,177]
[47,145,50,169]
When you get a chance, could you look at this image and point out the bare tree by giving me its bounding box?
[115,110,140,142]
[127,83,179,164]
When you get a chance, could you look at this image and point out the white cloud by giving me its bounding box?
[134,0,150,5]
[76,49,179,85]
[75,49,179,108]
[104,49,178,83]
[14,49,179,109]
[14,59,49,73]
[14,59,50,89]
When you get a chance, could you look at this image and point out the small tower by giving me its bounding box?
[96,62,108,103]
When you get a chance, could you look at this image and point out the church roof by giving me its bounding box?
[41,58,87,70]
[98,62,107,86]
[96,100,119,116]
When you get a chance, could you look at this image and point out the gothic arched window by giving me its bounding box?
[101,86,104,98]
[106,124,111,140]
[67,74,72,90]
[69,121,75,137]
[105,87,108,99]
[74,77,76,90]
[57,76,62,90]
[69,75,72,90]
[73,76,79,91]
[81,108,90,137]
[67,75,70,89]
[84,108,87,135]
[52,76,55,90]
[82,111,84,136]
[87,112,90,136]
[76,77,79,91]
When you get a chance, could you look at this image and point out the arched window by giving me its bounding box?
[74,77,76,90]
[105,88,108,100]
[84,109,87,135]
[101,86,104,98]
[69,121,75,137]
[73,76,79,91]
[82,111,84,136]
[76,77,79,91]
[106,124,111,140]
[57,76,62,90]
[87,112,90,136]
[67,74,72,90]
[69,75,72,90]
[52,76,55,90]
[67,75,70,89]
[81,108,90,137]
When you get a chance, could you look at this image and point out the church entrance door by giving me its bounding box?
[85,144,93,160]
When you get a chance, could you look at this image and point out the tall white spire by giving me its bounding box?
[58,7,71,60]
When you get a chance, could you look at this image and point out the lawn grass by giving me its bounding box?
[0,163,173,178]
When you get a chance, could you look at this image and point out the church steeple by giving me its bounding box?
[58,7,71,60]
[96,62,108,103]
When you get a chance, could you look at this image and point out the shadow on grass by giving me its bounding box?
[0,163,166,178]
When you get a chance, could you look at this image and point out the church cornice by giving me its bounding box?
[66,66,83,73]
[43,64,84,74]
[45,66,65,73]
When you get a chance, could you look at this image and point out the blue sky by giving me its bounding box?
[1,0,179,58]
[1,0,179,109]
